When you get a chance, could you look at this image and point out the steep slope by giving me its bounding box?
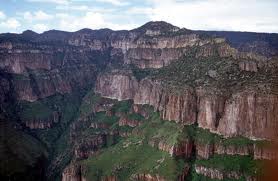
[0,21,278,181]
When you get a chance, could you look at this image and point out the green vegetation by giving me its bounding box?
[194,127,264,147]
[126,113,144,121]
[15,90,268,181]
[27,92,83,148]
[136,112,184,146]
[94,111,119,125]
[82,136,185,181]
[152,54,278,95]
[20,100,53,121]
[79,91,101,117]
[111,100,132,113]
[131,67,154,81]
[0,119,47,180]
[195,155,259,176]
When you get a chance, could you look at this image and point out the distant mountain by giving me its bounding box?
[0,21,277,181]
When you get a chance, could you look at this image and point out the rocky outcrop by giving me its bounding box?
[74,135,106,159]
[172,139,194,158]
[196,143,214,159]
[0,40,106,102]
[132,174,167,181]
[97,70,278,139]
[239,60,258,72]
[101,176,118,181]
[90,122,109,129]
[25,111,60,129]
[62,164,87,181]
[95,70,139,101]
[96,71,278,140]
[214,143,253,157]
[216,92,278,140]
[132,104,151,118]
[134,79,197,125]
[196,142,253,159]
[118,116,142,127]
[148,140,174,155]
[197,89,278,140]
[195,165,245,180]
[62,164,81,181]
[148,139,193,157]
[254,144,278,160]
[196,141,278,160]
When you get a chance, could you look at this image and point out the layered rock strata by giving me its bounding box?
[96,72,278,140]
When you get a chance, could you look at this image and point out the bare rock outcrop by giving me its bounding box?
[196,142,253,159]
[24,111,60,129]
[195,165,246,180]
[216,92,278,140]
[118,116,142,127]
[132,174,167,181]
[95,70,139,101]
[95,72,278,140]
[74,135,106,159]
[62,164,87,181]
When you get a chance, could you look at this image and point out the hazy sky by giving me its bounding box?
[1,0,278,33]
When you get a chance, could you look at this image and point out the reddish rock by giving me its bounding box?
[24,111,60,129]
[74,135,106,159]
[196,143,214,159]
[132,104,150,118]
[173,139,194,158]
[95,72,278,140]
[62,164,87,181]
[102,176,118,181]
[132,174,167,181]
[118,116,142,127]
[95,70,139,101]
[195,165,244,180]
[254,144,278,160]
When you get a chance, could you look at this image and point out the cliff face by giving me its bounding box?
[194,166,249,180]
[0,21,272,103]
[25,111,60,129]
[95,72,278,140]
[74,135,106,159]
[216,92,278,139]
[133,79,197,125]
[95,70,138,100]
[0,41,108,102]
[2,21,278,181]
[62,164,88,181]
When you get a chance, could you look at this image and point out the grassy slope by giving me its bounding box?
[80,102,265,181]
[82,136,185,181]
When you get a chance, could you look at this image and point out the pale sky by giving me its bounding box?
[1,0,278,33]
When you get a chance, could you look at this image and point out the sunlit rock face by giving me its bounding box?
[1,21,278,181]
[95,70,139,101]
[95,72,278,140]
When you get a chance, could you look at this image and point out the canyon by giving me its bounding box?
[0,21,278,181]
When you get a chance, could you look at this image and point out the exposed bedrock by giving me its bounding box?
[74,135,106,159]
[132,174,167,181]
[62,164,87,181]
[118,116,142,127]
[0,45,107,102]
[95,73,278,140]
[95,70,139,101]
[133,79,197,125]
[194,165,256,181]
[196,142,263,159]
[24,111,60,129]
